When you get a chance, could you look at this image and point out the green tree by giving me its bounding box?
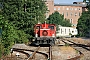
[62,18,72,27]
[0,15,28,55]
[48,11,63,25]
[85,18,90,37]
[83,0,90,2]
[1,0,47,38]
[77,1,90,37]
[77,11,90,37]
[48,11,71,27]
[0,0,47,56]
[0,15,4,57]
[83,0,90,10]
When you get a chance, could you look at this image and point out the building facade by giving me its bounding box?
[45,0,54,18]
[45,0,87,28]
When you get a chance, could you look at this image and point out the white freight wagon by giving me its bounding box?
[56,25,78,37]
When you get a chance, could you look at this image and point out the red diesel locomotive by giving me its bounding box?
[34,22,56,45]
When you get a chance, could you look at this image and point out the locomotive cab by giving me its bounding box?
[34,23,56,45]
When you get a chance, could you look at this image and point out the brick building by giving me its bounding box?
[45,0,87,28]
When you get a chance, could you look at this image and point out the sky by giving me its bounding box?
[54,0,83,4]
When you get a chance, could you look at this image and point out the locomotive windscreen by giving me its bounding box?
[36,26,41,29]
[48,25,54,29]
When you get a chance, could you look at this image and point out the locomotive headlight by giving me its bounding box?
[35,34,38,37]
[42,30,48,36]
[32,39,35,41]
[52,34,55,37]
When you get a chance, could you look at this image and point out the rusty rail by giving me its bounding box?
[13,46,48,60]
[67,51,84,60]
[0,49,30,60]
[48,46,52,60]
[60,39,84,60]
[0,45,50,60]
[27,46,40,60]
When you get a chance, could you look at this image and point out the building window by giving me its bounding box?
[70,13,73,16]
[75,13,77,16]
[70,8,73,10]
[72,8,73,10]
[75,8,77,10]
[47,3,48,5]
[48,7,49,10]
[72,24,77,26]
[54,8,56,10]
[58,8,60,10]
[69,29,70,33]
[79,12,81,16]
[70,19,73,23]
[61,29,62,34]
[46,12,49,19]
[65,29,66,34]
[66,12,68,16]
[78,8,80,10]
[66,8,69,10]
[62,12,64,15]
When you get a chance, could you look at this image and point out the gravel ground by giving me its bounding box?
[3,37,90,60]
[65,37,90,60]
[52,46,79,60]
[73,47,90,60]
[11,44,79,60]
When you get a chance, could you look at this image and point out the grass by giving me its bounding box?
[65,43,69,47]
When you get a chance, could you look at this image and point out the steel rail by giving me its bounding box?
[13,47,48,59]
[49,46,52,60]
[27,46,40,60]
[59,38,84,60]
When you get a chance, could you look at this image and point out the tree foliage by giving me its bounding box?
[47,11,71,30]
[83,0,90,10]
[0,0,47,56]
[0,15,29,55]
[77,11,90,37]
[1,0,47,38]
[77,0,90,37]
[83,0,90,2]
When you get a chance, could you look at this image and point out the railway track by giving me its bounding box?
[57,38,90,60]
[27,46,40,60]
[1,38,90,60]
[60,39,84,60]
[1,44,52,60]
[48,46,52,60]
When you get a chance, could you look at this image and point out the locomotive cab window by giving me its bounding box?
[36,26,41,29]
[48,25,54,29]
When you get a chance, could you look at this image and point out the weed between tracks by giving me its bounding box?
[60,46,76,53]
[65,43,69,47]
